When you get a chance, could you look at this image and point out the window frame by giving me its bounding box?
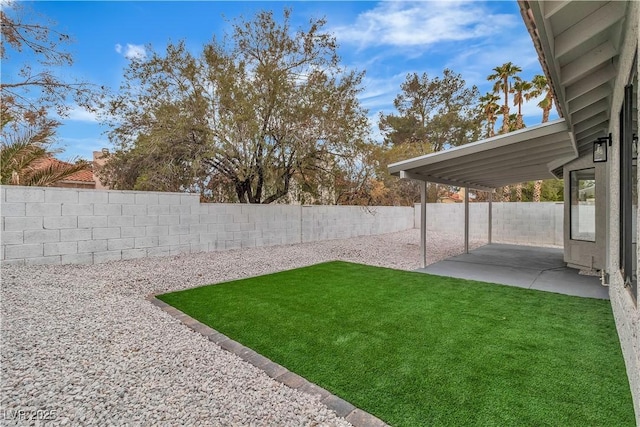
[620,69,637,301]
[569,167,597,243]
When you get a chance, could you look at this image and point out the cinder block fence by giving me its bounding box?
[0,186,414,266]
[414,202,563,246]
[0,186,564,266]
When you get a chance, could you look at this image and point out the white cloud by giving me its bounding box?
[65,105,100,123]
[359,74,404,111]
[446,35,541,90]
[50,137,110,161]
[332,1,518,49]
[115,43,147,60]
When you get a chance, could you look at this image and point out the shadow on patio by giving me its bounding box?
[418,244,609,299]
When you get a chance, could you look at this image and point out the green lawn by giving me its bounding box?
[157,261,635,426]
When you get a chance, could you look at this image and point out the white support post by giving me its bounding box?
[464,187,470,254]
[488,191,493,245]
[420,181,427,268]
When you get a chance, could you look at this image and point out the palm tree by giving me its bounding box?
[1,123,89,186]
[487,62,522,134]
[526,74,554,202]
[511,77,530,202]
[488,63,521,203]
[507,113,523,132]
[511,77,532,131]
[527,74,554,123]
[478,92,500,138]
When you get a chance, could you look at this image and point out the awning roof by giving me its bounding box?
[387,119,576,191]
[520,0,631,159]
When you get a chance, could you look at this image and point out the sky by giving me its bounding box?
[4,0,557,161]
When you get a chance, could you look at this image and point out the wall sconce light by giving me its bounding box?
[593,134,611,163]
[633,134,638,160]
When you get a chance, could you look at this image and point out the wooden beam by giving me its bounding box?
[575,126,606,143]
[554,1,627,59]
[572,112,608,135]
[568,84,611,113]
[570,99,609,124]
[400,171,493,192]
[565,65,616,102]
[426,143,574,176]
[561,41,616,86]
[543,0,572,19]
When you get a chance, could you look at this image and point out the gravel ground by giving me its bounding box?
[1,229,481,426]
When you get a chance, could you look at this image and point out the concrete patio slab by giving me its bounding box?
[418,243,608,299]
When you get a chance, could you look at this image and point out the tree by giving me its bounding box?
[100,100,216,196]
[1,117,89,186]
[487,62,522,202]
[511,77,532,131]
[1,2,98,128]
[487,62,522,134]
[527,74,555,202]
[368,142,427,206]
[102,10,371,204]
[510,77,532,202]
[376,70,481,206]
[478,92,500,138]
[528,74,554,124]
[379,69,481,152]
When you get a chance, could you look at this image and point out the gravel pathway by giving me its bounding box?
[1,229,481,426]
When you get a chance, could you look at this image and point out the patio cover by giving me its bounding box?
[387,118,577,191]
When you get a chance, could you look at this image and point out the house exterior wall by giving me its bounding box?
[605,3,639,421]
[0,186,414,266]
[414,202,563,246]
[562,156,607,270]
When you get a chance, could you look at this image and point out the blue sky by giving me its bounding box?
[6,1,556,160]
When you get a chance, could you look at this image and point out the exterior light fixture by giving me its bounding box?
[633,134,638,160]
[593,134,611,163]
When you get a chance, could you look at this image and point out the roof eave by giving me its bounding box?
[388,119,571,175]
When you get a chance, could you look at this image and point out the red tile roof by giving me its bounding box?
[33,158,95,183]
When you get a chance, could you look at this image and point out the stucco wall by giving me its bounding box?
[414,202,563,246]
[0,186,414,266]
[605,1,639,422]
[609,277,640,423]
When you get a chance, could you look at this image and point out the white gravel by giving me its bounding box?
[0,229,480,426]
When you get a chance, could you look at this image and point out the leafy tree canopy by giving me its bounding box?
[1,2,95,187]
[1,2,99,129]
[378,69,482,153]
[101,9,372,204]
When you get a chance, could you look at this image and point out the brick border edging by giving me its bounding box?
[147,294,389,427]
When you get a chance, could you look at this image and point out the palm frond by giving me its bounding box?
[23,160,90,187]
[1,123,89,186]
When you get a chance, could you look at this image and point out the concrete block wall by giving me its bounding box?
[301,205,415,243]
[0,186,414,266]
[414,202,563,246]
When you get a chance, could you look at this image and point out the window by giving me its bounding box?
[620,68,637,300]
[570,168,596,242]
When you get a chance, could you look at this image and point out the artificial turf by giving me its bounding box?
[157,261,635,426]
